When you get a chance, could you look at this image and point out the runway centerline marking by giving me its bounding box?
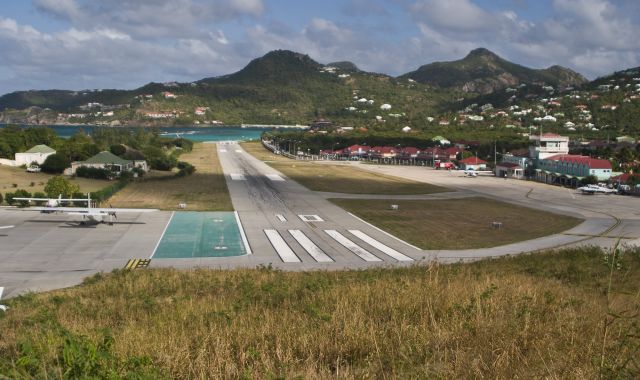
[264,229,300,263]
[348,230,413,262]
[299,214,324,222]
[289,230,333,262]
[324,230,382,262]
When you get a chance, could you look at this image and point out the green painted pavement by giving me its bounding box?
[153,212,247,258]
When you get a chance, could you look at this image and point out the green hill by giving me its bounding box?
[400,48,587,94]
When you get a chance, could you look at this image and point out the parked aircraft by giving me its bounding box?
[18,194,157,225]
[577,184,617,195]
[13,194,90,209]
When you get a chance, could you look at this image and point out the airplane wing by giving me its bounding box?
[23,207,157,213]
[13,197,90,202]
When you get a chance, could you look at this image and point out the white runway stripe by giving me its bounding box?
[264,229,300,263]
[230,173,246,180]
[266,174,285,181]
[235,149,242,153]
[289,230,333,262]
[219,149,227,153]
[348,230,413,262]
[324,230,382,262]
[276,214,287,222]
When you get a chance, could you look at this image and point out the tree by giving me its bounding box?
[110,144,127,157]
[44,176,80,198]
[41,153,71,174]
[0,192,3,204]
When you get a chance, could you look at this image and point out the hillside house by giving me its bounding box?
[70,151,147,175]
[15,144,56,166]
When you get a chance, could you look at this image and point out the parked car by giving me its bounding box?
[26,165,41,173]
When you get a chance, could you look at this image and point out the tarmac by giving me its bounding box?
[2,143,639,298]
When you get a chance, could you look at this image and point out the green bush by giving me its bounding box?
[0,192,3,204]
[12,189,32,207]
[176,161,196,177]
[76,166,112,180]
[41,153,70,174]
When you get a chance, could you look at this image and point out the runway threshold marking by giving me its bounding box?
[324,230,382,262]
[348,230,413,262]
[220,149,227,153]
[266,174,285,181]
[264,229,301,263]
[289,230,333,262]
[125,259,151,269]
[230,173,246,180]
[346,211,422,251]
[235,149,242,153]
[276,214,287,222]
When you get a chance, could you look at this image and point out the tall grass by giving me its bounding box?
[0,246,638,378]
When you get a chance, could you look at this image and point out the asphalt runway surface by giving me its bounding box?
[2,142,638,298]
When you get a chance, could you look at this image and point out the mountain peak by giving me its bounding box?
[465,48,499,60]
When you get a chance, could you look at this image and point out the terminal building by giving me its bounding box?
[498,133,613,185]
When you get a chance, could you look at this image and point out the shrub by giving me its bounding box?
[12,189,32,207]
[5,192,14,205]
[0,192,3,204]
[176,162,196,177]
[41,153,70,174]
[76,166,111,180]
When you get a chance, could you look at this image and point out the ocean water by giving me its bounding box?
[0,125,267,142]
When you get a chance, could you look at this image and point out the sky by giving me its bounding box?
[0,0,639,95]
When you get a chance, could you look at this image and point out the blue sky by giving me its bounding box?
[0,0,638,94]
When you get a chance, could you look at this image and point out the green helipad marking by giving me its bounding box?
[154,212,246,258]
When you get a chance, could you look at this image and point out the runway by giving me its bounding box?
[2,142,637,298]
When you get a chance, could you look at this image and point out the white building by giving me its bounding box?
[15,145,56,166]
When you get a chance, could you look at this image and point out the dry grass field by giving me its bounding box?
[1,246,638,378]
[241,141,448,195]
[331,197,582,249]
[0,165,109,196]
[108,143,232,211]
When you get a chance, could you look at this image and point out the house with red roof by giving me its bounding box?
[458,156,488,170]
[496,162,524,179]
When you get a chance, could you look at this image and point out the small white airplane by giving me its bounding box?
[18,194,157,225]
[14,194,91,211]
[577,184,617,195]
[463,170,478,177]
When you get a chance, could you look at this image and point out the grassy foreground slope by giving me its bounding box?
[1,247,638,378]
